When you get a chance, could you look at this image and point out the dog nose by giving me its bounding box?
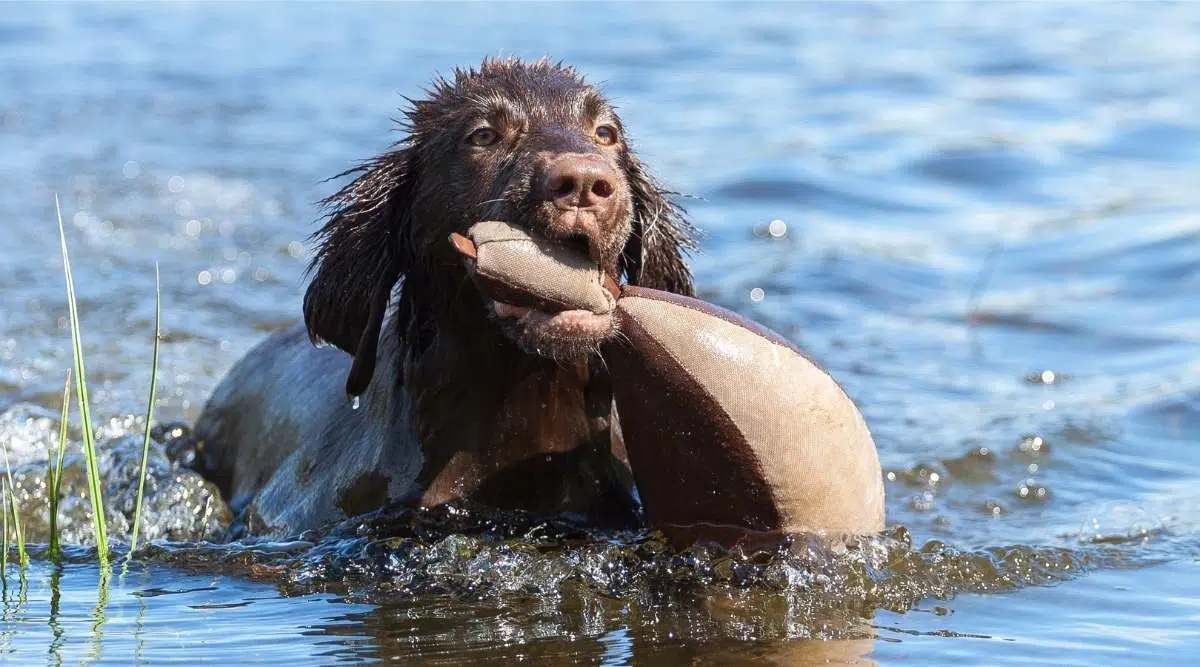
[543,155,617,210]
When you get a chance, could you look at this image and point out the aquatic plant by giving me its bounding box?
[56,194,109,563]
[127,264,161,558]
[1,489,6,577]
[3,478,26,568]
[47,370,72,561]
[52,195,164,567]
[1,438,27,568]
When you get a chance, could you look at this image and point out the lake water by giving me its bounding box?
[1,2,1199,664]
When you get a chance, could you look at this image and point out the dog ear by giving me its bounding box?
[620,152,698,296]
[303,147,414,397]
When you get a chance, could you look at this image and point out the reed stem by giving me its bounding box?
[56,194,109,563]
[127,264,161,558]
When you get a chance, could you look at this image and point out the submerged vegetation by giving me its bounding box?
[1,197,162,580]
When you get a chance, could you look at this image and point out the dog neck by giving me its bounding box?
[396,291,637,526]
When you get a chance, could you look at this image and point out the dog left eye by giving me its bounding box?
[594,125,618,146]
[466,127,500,147]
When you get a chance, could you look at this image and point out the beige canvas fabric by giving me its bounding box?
[468,221,615,314]
[617,295,885,534]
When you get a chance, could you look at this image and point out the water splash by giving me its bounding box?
[0,404,230,545]
[113,501,1174,644]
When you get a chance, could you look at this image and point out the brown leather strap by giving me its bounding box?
[448,232,477,259]
[601,273,621,300]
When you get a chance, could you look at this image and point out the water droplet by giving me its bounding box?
[1025,369,1067,385]
[767,219,787,238]
[1016,435,1049,457]
[350,395,361,411]
[749,287,765,303]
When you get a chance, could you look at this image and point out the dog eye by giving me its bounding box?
[466,127,500,147]
[594,125,618,146]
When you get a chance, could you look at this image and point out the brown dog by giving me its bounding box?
[192,57,697,536]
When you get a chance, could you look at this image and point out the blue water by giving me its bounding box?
[1,2,1199,664]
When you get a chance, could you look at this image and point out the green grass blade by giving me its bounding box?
[3,480,25,568]
[56,193,108,563]
[127,263,161,558]
[0,445,27,567]
[49,369,72,561]
[2,486,8,578]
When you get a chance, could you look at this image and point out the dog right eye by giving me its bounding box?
[465,127,500,147]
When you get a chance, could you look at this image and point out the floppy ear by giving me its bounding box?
[620,152,699,297]
[303,147,414,397]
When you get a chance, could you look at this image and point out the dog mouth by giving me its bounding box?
[448,221,620,360]
[490,300,617,360]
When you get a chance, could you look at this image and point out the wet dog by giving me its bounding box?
[192,57,697,536]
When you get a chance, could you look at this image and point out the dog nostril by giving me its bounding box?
[544,157,617,207]
[591,178,615,199]
[550,175,576,198]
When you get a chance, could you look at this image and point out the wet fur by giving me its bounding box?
[193,58,697,536]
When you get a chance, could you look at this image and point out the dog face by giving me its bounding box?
[410,62,634,271]
[303,58,695,395]
[403,60,639,360]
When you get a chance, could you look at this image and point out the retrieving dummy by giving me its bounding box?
[451,221,885,542]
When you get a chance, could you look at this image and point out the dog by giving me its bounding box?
[192,57,697,536]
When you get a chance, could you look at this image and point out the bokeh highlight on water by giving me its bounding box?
[1,3,1198,664]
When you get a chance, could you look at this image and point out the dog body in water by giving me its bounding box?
[193,58,697,536]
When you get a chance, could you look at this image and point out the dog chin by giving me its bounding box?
[491,301,617,360]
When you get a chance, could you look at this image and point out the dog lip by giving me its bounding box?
[545,209,606,253]
[525,308,613,331]
[493,299,610,330]
[492,299,617,357]
[523,308,617,346]
[493,301,531,318]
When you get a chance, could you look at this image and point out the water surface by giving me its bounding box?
[1,2,1198,664]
